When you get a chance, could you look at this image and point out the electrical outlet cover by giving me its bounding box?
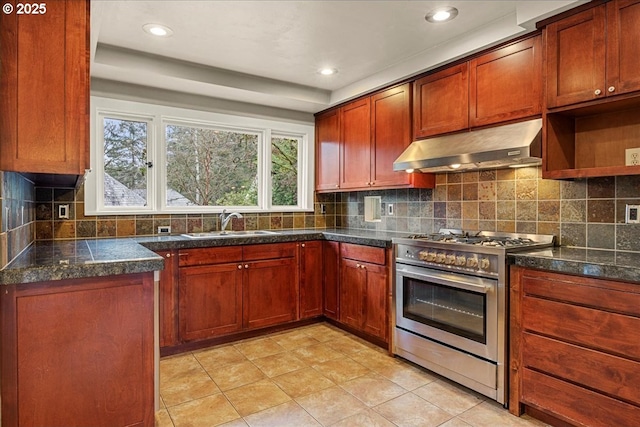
[625,148,640,166]
[626,205,640,223]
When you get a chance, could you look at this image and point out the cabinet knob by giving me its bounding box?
[301,243,305,248]
[594,89,602,96]
[165,254,171,258]
[356,263,361,268]
[335,184,339,188]
[237,265,242,269]
[245,264,249,269]
[608,86,615,93]
[361,265,366,269]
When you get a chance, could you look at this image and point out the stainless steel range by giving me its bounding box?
[392,229,554,406]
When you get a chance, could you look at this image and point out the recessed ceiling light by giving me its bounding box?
[319,68,338,76]
[143,23,174,37]
[425,7,459,23]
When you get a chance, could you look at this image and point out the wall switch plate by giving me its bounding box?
[625,148,640,166]
[158,226,171,234]
[626,205,640,223]
[387,203,394,216]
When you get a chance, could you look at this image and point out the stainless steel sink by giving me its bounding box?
[181,230,280,238]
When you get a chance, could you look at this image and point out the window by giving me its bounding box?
[102,117,150,207]
[86,97,314,214]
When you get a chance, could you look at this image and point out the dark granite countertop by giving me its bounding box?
[0,239,165,285]
[508,247,640,284]
[0,228,399,285]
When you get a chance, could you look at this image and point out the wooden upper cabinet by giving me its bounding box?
[340,97,372,189]
[470,36,542,127]
[413,64,469,138]
[606,0,640,96]
[546,0,640,108]
[315,108,341,191]
[0,0,89,175]
[545,5,607,108]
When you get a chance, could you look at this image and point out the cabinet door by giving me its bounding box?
[0,0,89,174]
[243,256,298,329]
[300,241,323,319]
[178,263,243,341]
[340,97,372,189]
[340,258,366,329]
[323,241,340,320]
[1,274,154,427]
[470,36,542,127]
[546,5,607,108]
[362,263,389,341]
[157,250,179,348]
[315,108,341,191]
[370,84,412,187]
[413,64,469,138]
[606,0,640,96]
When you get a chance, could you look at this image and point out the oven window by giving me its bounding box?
[403,278,486,343]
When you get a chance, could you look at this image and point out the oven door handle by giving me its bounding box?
[396,264,495,294]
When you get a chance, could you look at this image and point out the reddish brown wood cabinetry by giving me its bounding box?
[1,273,155,427]
[300,241,324,319]
[174,243,299,344]
[178,252,244,341]
[340,97,372,189]
[323,241,340,320]
[339,243,389,342]
[316,83,434,192]
[243,243,298,329]
[413,64,469,138]
[546,0,640,108]
[158,250,179,348]
[510,267,640,427]
[315,108,341,191]
[542,0,640,179]
[469,36,542,127]
[0,0,89,175]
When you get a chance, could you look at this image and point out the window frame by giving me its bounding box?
[86,97,315,215]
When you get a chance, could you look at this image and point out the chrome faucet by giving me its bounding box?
[220,209,243,233]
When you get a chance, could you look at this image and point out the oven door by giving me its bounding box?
[395,262,498,361]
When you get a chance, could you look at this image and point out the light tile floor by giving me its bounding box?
[156,323,549,427]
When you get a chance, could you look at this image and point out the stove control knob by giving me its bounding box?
[480,258,491,270]
[446,254,456,265]
[419,251,428,261]
[426,252,437,262]
[456,255,466,266]
[436,253,446,263]
[466,257,478,268]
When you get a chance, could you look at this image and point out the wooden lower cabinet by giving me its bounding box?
[299,241,324,319]
[323,241,340,320]
[510,266,640,427]
[174,243,299,344]
[179,262,243,341]
[339,243,389,342]
[1,273,155,427]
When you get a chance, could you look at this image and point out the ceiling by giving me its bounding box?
[91,1,584,115]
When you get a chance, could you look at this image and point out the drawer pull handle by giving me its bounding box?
[594,89,602,96]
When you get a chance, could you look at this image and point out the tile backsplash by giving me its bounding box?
[0,172,36,267]
[32,167,640,251]
[335,167,640,251]
[34,183,336,241]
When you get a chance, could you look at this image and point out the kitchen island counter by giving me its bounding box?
[508,246,640,284]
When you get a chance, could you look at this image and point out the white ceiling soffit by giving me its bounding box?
[91,1,585,114]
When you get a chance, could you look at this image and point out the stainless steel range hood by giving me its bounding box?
[393,119,542,173]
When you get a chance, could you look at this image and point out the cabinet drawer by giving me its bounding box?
[522,295,640,358]
[340,243,385,265]
[522,332,640,406]
[178,246,243,267]
[243,242,297,261]
[522,368,640,427]
[522,269,640,316]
